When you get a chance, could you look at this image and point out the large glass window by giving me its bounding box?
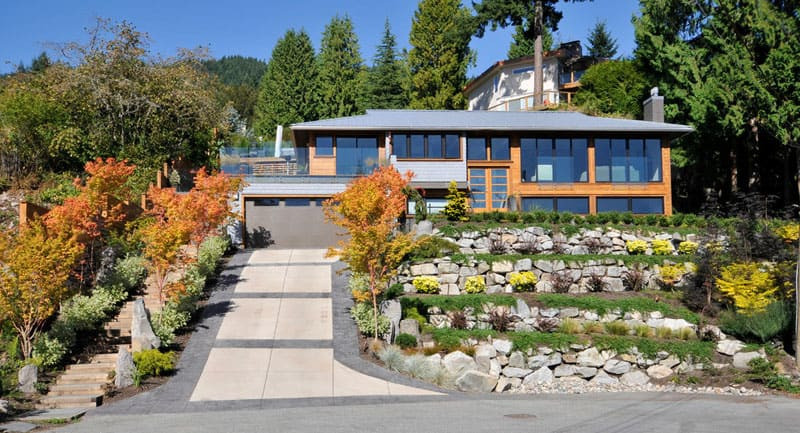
[491,169,507,208]
[467,137,487,160]
[316,136,333,156]
[596,138,662,183]
[393,133,461,159]
[468,168,486,208]
[521,197,589,213]
[597,197,664,214]
[336,137,378,175]
[520,138,588,183]
[491,137,510,160]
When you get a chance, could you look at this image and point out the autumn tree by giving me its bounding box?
[0,223,83,358]
[323,166,416,340]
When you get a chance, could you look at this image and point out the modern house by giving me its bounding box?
[465,41,599,111]
[233,93,692,248]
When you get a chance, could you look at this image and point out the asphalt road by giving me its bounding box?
[57,392,798,433]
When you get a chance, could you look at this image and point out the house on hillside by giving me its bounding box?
[465,41,599,111]
[231,93,692,248]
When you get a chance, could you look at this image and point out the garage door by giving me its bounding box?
[244,197,342,249]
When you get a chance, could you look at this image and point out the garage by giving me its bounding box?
[243,196,343,249]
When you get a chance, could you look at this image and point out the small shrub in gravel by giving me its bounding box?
[395,333,418,349]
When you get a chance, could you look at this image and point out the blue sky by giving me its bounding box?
[0,0,641,76]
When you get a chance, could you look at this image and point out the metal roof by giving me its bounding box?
[291,110,693,136]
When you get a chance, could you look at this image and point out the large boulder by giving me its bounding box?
[507,351,526,368]
[733,351,766,369]
[590,370,620,386]
[620,370,650,386]
[646,364,673,379]
[398,319,421,341]
[528,353,562,369]
[443,351,478,376]
[381,299,402,343]
[132,299,161,352]
[115,347,135,388]
[522,367,554,386]
[456,370,498,392]
[717,339,745,356]
[410,263,438,276]
[491,261,514,273]
[501,367,533,378]
[577,348,605,367]
[603,359,631,375]
[474,344,496,373]
[554,365,576,377]
[18,364,37,393]
[511,298,531,319]
[492,339,513,355]
[414,220,434,238]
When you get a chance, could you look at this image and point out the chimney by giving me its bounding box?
[274,125,283,158]
[643,87,664,122]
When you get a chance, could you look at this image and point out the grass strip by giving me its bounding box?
[535,293,700,324]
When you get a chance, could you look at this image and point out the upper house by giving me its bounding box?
[465,41,599,111]
[234,96,693,248]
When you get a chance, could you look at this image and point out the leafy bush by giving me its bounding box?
[651,239,674,255]
[720,301,791,343]
[626,240,648,255]
[408,236,459,261]
[32,335,68,369]
[35,173,79,205]
[604,321,630,336]
[150,303,190,346]
[402,307,427,326]
[464,276,486,294]
[442,181,469,222]
[349,273,370,300]
[351,302,390,337]
[747,357,800,393]
[658,264,686,290]
[197,235,229,277]
[678,241,699,255]
[774,224,799,243]
[716,263,778,314]
[133,349,175,378]
[395,333,418,349]
[412,276,440,294]
[508,271,537,292]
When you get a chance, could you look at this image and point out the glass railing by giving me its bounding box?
[220,144,308,177]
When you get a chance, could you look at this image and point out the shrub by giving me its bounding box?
[622,266,647,292]
[651,239,674,255]
[412,276,440,294]
[442,181,469,222]
[559,318,581,334]
[658,264,686,290]
[31,335,68,369]
[774,224,799,243]
[133,349,175,378]
[351,303,390,337]
[150,304,190,346]
[488,310,510,332]
[583,237,603,254]
[604,321,630,336]
[716,263,778,314]
[464,276,486,294]
[488,238,508,254]
[515,233,540,254]
[582,321,604,334]
[508,271,537,292]
[551,271,573,294]
[656,327,674,339]
[626,240,648,255]
[395,333,418,349]
[585,273,607,293]
[449,310,468,329]
[197,236,229,277]
[408,236,459,261]
[108,255,148,291]
[349,273,371,300]
[403,307,427,327]
[720,301,791,343]
[678,241,699,255]
[634,324,653,338]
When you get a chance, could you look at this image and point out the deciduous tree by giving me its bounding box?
[323,166,416,339]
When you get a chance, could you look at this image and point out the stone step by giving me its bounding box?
[57,372,112,385]
[66,363,116,373]
[88,353,118,363]
[47,383,106,396]
[37,394,102,409]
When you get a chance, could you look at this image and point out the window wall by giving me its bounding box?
[520,138,588,182]
[596,197,664,214]
[521,197,589,213]
[393,133,460,159]
[467,136,511,161]
[595,138,661,182]
[335,137,378,175]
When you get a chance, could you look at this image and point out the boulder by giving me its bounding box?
[717,339,745,356]
[603,359,631,375]
[492,339,513,355]
[514,259,532,271]
[575,366,598,378]
[459,267,478,277]
[502,366,533,378]
[577,348,605,367]
[115,347,135,388]
[439,274,459,284]
[491,261,514,273]
[659,355,680,369]
[476,262,491,274]
[554,365,576,377]
[590,370,620,386]
[456,370,498,392]
[540,308,559,318]
[132,299,161,352]
[495,376,521,392]
[528,353,562,369]
[699,324,726,341]
[489,358,502,377]
[508,351,526,368]
[443,351,478,376]
[534,260,554,273]
[410,263,438,275]
[414,220,434,237]
[381,299,402,342]
[398,319,421,341]
[0,399,8,414]
[522,367,554,386]
[733,351,766,369]
[511,299,531,319]
[560,307,580,318]
[474,344,497,373]
[620,370,650,386]
[646,364,673,379]
[17,364,37,393]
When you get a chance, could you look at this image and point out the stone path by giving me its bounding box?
[189,248,440,401]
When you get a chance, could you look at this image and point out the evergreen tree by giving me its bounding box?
[573,60,647,117]
[204,56,268,127]
[586,20,618,58]
[30,52,52,73]
[316,15,365,119]
[408,0,474,110]
[253,30,317,138]
[364,19,409,109]
[508,25,553,59]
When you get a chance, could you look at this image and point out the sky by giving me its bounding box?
[0,0,641,76]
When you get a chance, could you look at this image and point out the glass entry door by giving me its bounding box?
[469,168,508,211]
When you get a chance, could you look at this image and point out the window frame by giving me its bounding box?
[595,137,663,183]
[315,135,334,157]
[596,196,665,214]
[520,137,588,183]
[393,133,461,160]
[521,196,590,214]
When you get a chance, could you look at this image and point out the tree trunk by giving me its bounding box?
[533,0,544,107]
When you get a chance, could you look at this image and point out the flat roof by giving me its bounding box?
[291,109,693,136]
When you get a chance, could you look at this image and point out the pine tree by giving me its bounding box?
[316,15,365,119]
[508,25,553,59]
[253,30,317,138]
[364,19,409,109]
[408,0,474,110]
[587,20,618,58]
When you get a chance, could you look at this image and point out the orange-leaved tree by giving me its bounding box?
[323,166,416,340]
[139,217,193,303]
[0,223,83,358]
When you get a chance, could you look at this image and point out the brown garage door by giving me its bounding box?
[244,197,342,249]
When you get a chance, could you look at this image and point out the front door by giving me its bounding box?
[468,167,508,211]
